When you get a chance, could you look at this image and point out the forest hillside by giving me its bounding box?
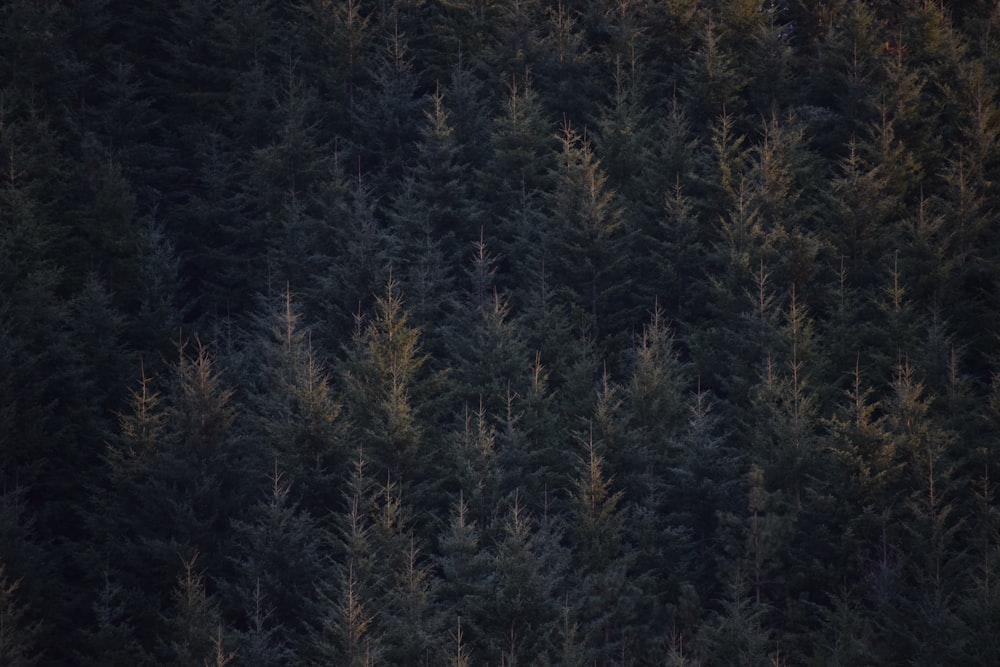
[3,1,1000,664]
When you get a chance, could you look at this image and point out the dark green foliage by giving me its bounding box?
[225,467,323,660]
[435,494,494,663]
[311,450,382,666]
[341,277,442,489]
[486,495,568,664]
[157,552,235,667]
[241,289,346,512]
[0,563,43,667]
[480,71,556,288]
[354,23,426,187]
[694,575,774,667]
[566,430,640,663]
[7,3,1000,664]
[547,121,638,367]
[78,572,150,667]
[293,0,374,139]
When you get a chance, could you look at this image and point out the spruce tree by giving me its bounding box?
[0,563,42,667]
[311,449,382,667]
[450,404,502,530]
[693,573,773,667]
[225,466,323,660]
[243,289,345,513]
[77,571,150,667]
[651,177,707,321]
[447,234,531,419]
[534,1,598,122]
[487,495,568,665]
[341,276,444,496]
[566,429,637,664]
[251,61,335,296]
[546,121,636,367]
[354,21,426,188]
[435,493,494,665]
[156,552,232,667]
[480,71,556,288]
[386,85,477,346]
[679,19,744,123]
[886,357,965,665]
[624,301,688,482]
[957,447,1000,666]
[309,172,396,349]
[483,0,545,91]
[293,0,373,140]
[99,338,243,658]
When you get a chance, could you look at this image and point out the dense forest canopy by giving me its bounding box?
[3,0,1000,664]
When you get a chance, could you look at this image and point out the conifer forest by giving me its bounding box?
[5,1,1000,664]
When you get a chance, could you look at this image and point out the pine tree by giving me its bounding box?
[447,233,531,419]
[483,0,545,92]
[690,108,751,227]
[567,429,636,664]
[150,0,285,321]
[251,60,335,296]
[436,494,494,665]
[869,253,922,385]
[806,0,884,154]
[747,286,822,507]
[957,446,1000,666]
[354,21,426,188]
[379,536,444,666]
[717,466,791,610]
[442,52,494,171]
[341,276,443,490]
[547,121,636,365]
[886,357,965,665]
[386,85,476,342]
[625,301,688,479]
[934,107,1000,362]
[99,338,243,656]
[293,0,373,139]
[555,600,592,666]
[591,51,662,313]
[0,563,42,667]
[740,0,796,114]
[314,563,380,667]
[534,0,598,122]
[77,571,149,667]
[669,385,741,604]
[493,351,574,512]
[747,112,823,294]
[311,450,382,666]
[480,71,556,287]
[0,74,127,580]
[693,573,773,667]
[826,359,900,523]
[236,578,295,667]
[308,171,396,349]
[451,403,502,529]
[387,191,454,359]
[487,495,568,665]
[806,588,876,667]
[429,3,501,91]
[244,289,345,512]
[651,176,707,321]
[447,616,474,667]
[128,215,184,358]
[679,19,744,123]
[405,86,480,261]
[156,552,231,667]
[225,466,323,659]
